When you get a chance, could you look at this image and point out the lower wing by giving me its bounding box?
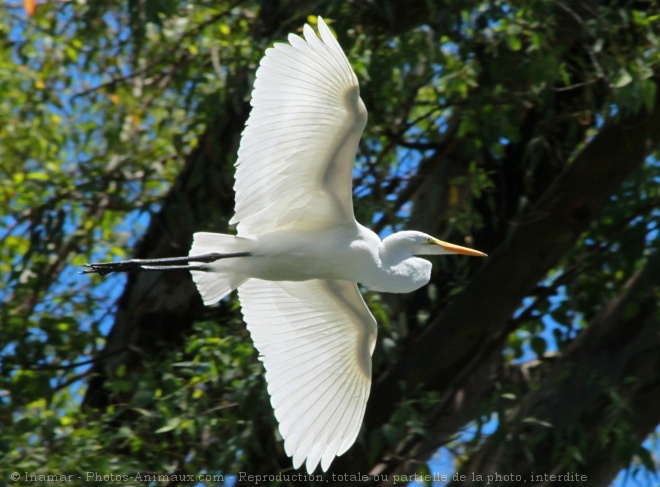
[237,278,377,473]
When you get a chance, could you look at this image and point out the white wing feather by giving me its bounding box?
[238,279,377,473]
[230,18,367,234]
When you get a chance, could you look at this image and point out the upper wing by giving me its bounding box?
[237,279,377,473]
[230,17,367,235]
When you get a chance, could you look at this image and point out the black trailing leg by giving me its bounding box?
[82,252,251,276]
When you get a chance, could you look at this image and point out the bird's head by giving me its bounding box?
[384,231,487,257]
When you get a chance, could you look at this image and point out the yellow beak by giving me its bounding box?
[435,239,488,257]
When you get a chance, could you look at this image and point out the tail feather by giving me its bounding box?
[189,232,250,305]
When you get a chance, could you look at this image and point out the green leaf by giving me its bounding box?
[155,417,182,434]
[613,68,633,88]
[507,35,522,51]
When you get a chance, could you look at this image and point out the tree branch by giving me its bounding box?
[336,82,660,477]
[451,250,660,486]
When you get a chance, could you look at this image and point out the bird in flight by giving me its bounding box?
[85,17,486,473]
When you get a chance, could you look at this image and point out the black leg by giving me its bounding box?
[81,252,251,276]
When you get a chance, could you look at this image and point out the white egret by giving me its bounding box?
[85,17,486,473]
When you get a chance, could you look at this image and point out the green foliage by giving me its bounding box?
[1,0,659,484]
[1,321,267,479]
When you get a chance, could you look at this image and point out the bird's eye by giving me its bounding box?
[425,238,433,244]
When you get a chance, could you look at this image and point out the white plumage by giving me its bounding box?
[239,279,375,472]
[187,17,486,473]
[230,19,365,234]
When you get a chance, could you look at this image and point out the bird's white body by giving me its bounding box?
[200,224,433,294]
[187,17,486,473]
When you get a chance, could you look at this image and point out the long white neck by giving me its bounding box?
[365,233,432,293]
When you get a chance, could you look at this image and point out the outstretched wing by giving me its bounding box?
[230,18,367,235]
[237,279,377,473]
